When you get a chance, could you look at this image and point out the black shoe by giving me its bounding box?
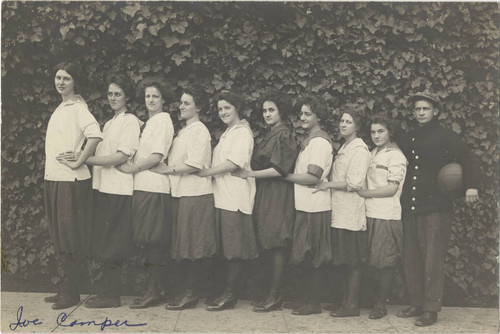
[291,303,321,316]
[253,294,282,313]
[166,290,198,310]
[51,294,80,310]
[206,291,237,311]
[84,295,121,308]
[44,293,62,303]
[397,305,423,318]
[369,303,387,320]
[330,306,360,317]
[129,294,165,309]
[415,311,438,327]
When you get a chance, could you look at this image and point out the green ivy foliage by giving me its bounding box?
[2,2,498,305]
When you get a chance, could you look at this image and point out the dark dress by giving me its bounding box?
[251,124,298,250]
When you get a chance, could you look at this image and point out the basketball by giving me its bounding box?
[437,162,464,193]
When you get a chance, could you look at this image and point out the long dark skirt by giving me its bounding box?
[291,210,332,268]
[331,227,369,267]
[132,190,171,249]
[254,178,295,250]
[171,194,217,261]
[215,208,258,260]
[91,191,133,263]
[44,179,92,257]
[367,217,403,269]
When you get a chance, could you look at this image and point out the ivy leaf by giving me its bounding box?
[122,3,141,17]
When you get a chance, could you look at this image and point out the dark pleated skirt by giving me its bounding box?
[91,191,133,263]
[367,217,403,269]
[331,227,369,267]
[215,208,259,260]
[44,180,93,257]
[171,194,217,261]
[132,190,171,249]
[254,179,295,250]
[291,210,332,268]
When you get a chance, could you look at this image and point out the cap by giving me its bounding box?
[408,90,441,109]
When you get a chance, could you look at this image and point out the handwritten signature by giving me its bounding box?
[10,306,148,331]
[57,313,147,331]
[9,306,42,330]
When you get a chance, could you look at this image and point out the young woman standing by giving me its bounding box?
[233,93,297,312]
[116,76,174,309]
[151,84,216,310]
[286,95,333,316]
[81,74,141,308]
[46,62,102,309]
[316,110,371,317]
[357,115,407,319]
[197,90,258,311]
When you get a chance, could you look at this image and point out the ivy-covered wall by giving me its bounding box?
[2,2,498,306]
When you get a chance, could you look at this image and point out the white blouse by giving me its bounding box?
[92,112,141,196]
[330,137,371,231]
[294,136,333,213]
[168,121,213,197]
[212,120,255,214]
[365,144,407,220]
[45,96,102,181]
[133,112,174,194]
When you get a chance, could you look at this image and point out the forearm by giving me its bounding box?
[358,184,398,198]
[133,153,163,171]
[74,138,101,167]
[86,152,128,167]
[171,163,200,175]
[203,160,238,177]
[248,167,281,179]
[285,173,319,186]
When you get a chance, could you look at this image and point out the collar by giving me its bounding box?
[413,118,440,135]
[300,129,332,151]
[60,95,87,108]
[339,137,368,153]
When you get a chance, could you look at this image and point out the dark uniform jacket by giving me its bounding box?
[396,119,482,214]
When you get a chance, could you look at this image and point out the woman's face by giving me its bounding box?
[218,99,239,127]
[299,104,319,130]
[54,70,75,97]
[262,101,281,127]
[339,113,357,138]
[145,86,164,114]
[371,123,391,149]
[179,93,199,120]
[107,83,127,112]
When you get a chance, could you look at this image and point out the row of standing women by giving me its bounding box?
[44,62,480,326]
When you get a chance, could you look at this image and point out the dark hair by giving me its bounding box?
[217,90,245,118]
[261,92,293,120]
[53,62,84,95]
[141,76,174,104]
[183,83,210,115]
[107,74,136,102]
[297,95,328,122]
[342,109,365,132]
[370,114,397,138]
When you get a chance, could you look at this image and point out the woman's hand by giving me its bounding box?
[150,163,172,175]
[56,151,80,162]
[312,182,330,193]
[116,162,138,174]
[196,168,209,177]
[56,151,82,169]
[465,188,479,203]
[231,168,250,179]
